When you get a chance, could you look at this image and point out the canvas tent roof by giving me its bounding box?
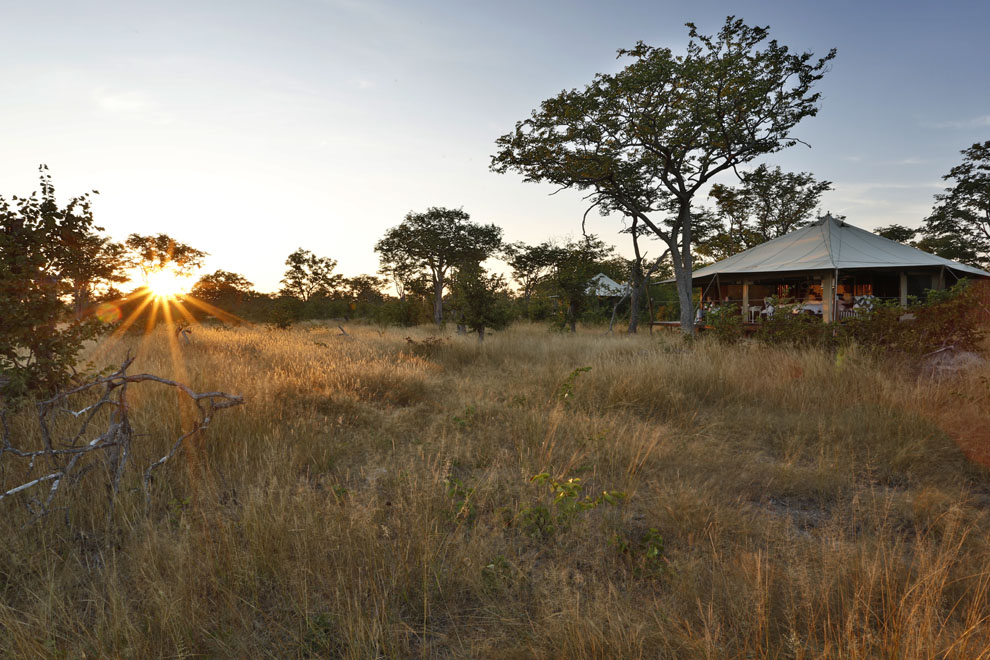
[586,273,627,297]
[683,215,990,282]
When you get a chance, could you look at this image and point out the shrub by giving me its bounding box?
[705,303,745,343]
[755,301,836,349]
[518,472,625,540]
[1,169,116,396]
[751,282,986,356]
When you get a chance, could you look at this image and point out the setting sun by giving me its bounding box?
[145,268,190,300]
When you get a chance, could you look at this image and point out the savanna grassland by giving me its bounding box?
[2,322,989,659]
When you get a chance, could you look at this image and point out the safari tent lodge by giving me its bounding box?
[687,215,990,323]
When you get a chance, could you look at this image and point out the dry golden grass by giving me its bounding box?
[1,322,989,658]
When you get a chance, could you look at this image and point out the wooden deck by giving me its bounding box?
[650,321,761,334]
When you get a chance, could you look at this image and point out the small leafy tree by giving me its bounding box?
[375,207,503,325]
[1,167,120,396]
[341,274,386,304]
[503,241,558,304]
[546,236,614,332]
[279,248,342,302]
[63,232,128,320]
[448,263,512,341]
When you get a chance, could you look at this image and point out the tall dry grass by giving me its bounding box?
[1,321,988,658]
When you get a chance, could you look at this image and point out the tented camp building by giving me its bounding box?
[688,215,990,322]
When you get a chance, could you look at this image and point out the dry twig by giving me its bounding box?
[0,354,243,521]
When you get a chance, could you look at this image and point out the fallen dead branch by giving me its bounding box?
[0,354,243,521]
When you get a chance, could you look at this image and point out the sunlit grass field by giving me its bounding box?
[2,322,989,658]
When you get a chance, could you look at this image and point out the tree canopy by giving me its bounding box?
[375,207,502,325]
[340,274,387,305]
[924,139,990,269]
[874,224,919,244]
[695,165,831,261]
[503,241,558,303]
[544,235,615,332]
[492,17,836,331]
[279,248,342,302]
[125,233,207,280]
[191,270,255,306]
[448,262,511,340]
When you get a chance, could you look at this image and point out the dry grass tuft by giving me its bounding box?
[1,322,988,658]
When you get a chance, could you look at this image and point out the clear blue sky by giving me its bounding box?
[2,0,988,291]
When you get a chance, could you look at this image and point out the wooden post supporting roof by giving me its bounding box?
[822,271,834,323]
[899,271,908,307]
[742,280,750,320]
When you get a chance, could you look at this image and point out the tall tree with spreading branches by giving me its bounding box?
[492,17,836,332]
[375,207,502,325]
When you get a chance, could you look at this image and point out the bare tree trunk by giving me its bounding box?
[608,291,630,333]
[433,278,444,325]
[567,301,578,333]
[646,282,655,333]
[675,204,695,334]
[73,283,90,322]
[626,218,645,334]
[628,280,641,333]
[477,326,485,342]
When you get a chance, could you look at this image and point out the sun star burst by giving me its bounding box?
[146,269,190,300]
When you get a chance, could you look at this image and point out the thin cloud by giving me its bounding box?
[94,89,174,124]
[833,181,942,192]
[96,90,151,114]
[927,115,990,129]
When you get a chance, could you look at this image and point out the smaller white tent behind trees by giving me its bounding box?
[586,273,628,298]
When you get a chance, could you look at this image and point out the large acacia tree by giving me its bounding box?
[492,17,835,332]
[375,207,502,325]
